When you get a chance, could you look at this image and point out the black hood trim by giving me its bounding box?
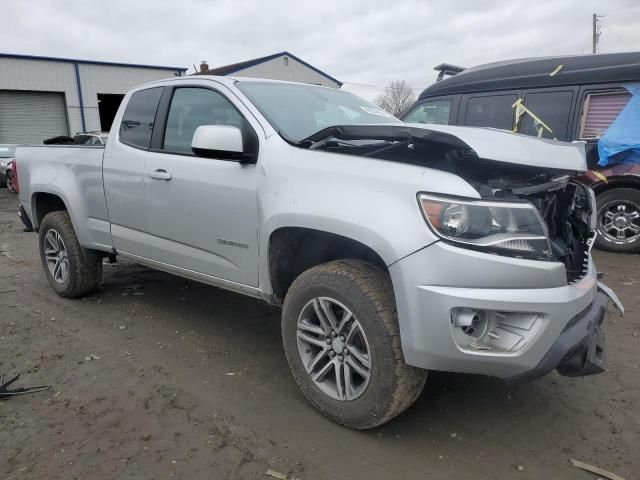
[294,125,577,189]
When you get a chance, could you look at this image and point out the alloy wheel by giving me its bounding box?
[296,297,371,401]
[598,200,640,244]
[44,229,69,283]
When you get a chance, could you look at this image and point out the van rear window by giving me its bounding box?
[518,90,573,141]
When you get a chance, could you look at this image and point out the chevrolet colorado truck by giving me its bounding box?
[15,76,622,429]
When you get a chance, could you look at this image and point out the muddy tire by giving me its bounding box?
[38,211,103,298]
[282,259,427,429]
[594,188,640,253]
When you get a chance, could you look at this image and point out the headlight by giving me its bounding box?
[418,193,552,258]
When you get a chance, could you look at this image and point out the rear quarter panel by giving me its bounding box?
[16,145,113,251]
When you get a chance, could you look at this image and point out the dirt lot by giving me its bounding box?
[0,188,638,480]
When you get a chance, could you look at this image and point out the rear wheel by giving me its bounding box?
[282,259,427,429]
[594,188,640,253]
[38,211,103,297]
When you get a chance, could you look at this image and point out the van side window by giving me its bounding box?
[163,88,244,154]
[119,87,163,149]
[579,91,632,139]
[519,91,573,140]
[403,100,452,125]
[463,94,517,130]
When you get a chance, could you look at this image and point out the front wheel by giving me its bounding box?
[38,211,103,297]
[282,259,427,429]
[594,188,640,253]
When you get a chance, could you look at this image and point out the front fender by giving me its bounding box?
[255,141,482,296]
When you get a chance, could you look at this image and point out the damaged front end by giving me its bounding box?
[299,124,596,283]
[296,124,622,382]
[458,166,597,284]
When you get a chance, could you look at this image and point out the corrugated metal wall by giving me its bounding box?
[0,56,183,141]
[0,90,69,143]
[78,63,180,131]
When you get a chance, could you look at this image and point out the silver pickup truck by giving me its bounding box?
[16,76,622,429]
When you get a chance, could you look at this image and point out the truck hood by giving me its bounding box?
[299,124,587,173]
[405,123,587,172]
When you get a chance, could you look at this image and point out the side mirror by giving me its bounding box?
[192,125,252,162]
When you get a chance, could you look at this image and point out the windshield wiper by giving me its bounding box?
[308,137,363,150]
[297,125,412,151]
[361,139,413,157]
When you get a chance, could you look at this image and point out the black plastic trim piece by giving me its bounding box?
[18,204,33,231]
[504,290,608,385]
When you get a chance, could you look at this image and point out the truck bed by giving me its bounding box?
[16,145,113,252]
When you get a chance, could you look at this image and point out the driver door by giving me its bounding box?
[144,86,260,286]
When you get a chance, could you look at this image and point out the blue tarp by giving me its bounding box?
[598,84,640,167]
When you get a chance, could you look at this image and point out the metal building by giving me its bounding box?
[0,53,187,143]
[195,51,342,88]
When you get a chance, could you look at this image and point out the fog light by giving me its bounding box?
[451,308,545,354]
[451,308,488,339]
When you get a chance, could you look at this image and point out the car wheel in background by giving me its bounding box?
[595,188,640,253]
[282,259,427,429]
[6,170,16,193]
[38,211,103,297]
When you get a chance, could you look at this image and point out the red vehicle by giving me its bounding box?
[403,53,640,253]
[0,144,17,189]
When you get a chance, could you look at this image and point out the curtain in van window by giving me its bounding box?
[597,85,640,167]
[581,91,632,139]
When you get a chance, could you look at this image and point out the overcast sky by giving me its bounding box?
[2,0,640,100]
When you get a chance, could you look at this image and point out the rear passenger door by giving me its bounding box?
[103,86,163,258]
[143,84,261,287]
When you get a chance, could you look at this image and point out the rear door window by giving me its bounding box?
[403,99,452,125]
[579,91,632,139]
[518,90,574,140]
[119,87,163,149]
[463,94,518,130]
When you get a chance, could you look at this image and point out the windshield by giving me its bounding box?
[0,145,16,158]
[236,81,401,142]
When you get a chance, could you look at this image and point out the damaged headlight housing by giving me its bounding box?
[418,194,552,258]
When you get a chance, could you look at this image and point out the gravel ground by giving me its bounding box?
[0,187,638,480]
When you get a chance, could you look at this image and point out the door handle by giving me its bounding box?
[148,169,172,181]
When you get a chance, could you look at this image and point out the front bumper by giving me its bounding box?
[504,290,608,384]
[390,241,613,380]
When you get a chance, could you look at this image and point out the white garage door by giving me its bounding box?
[0,90,69,144]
